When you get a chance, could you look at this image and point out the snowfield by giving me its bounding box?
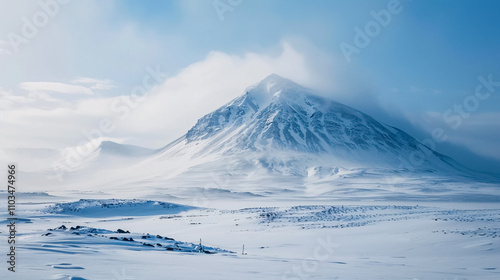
[1,195,499,280]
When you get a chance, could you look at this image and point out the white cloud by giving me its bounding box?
[75,97,117,117]
[20,82,94,95]
[0,86,69,111]
[0,80,112,149]
[0,88,35,107]
[71,77,115,91]
[113,42,337,147]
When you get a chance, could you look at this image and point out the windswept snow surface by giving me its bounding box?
[1,196,499,279]
[44,199,194,217]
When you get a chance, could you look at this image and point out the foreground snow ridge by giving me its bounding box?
[43,225,233,254]
[44,199,195,217]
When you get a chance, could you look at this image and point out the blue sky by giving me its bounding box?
[0,0,499,173]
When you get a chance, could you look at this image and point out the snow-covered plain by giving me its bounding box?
[0,192,499,280]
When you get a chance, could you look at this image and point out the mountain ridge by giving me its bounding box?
[175,74,461,173]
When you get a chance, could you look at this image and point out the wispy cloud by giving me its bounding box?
[71,77,115,91]
[20,82,94,95]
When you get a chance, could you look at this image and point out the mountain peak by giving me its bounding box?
[185,75,303,143]
[242,74,307,110]
[260,73,291,84]
[98,141,153,157]
[252,74,303,93]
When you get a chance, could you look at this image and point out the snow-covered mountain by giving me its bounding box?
[79,73,489,199]
[149,74,461,174]
[28,74,497,200]
[97,141,154,158]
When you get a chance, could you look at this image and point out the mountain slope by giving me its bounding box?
[157,74,460,173]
